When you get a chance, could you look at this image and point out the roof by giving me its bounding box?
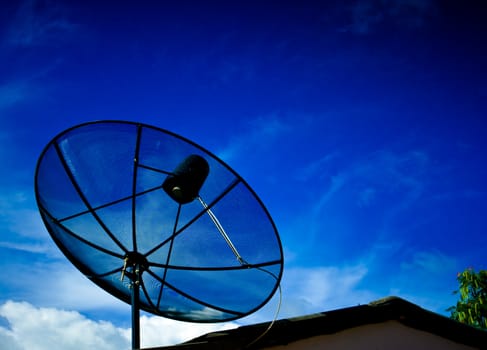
[148,296,487,350]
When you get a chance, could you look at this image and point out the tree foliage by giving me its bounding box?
[448,268,487,330]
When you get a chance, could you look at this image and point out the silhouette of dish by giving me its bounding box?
[35,120,283,323]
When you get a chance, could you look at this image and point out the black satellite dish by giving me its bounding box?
[35,120,284,349]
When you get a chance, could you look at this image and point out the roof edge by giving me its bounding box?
[149,296,487,350]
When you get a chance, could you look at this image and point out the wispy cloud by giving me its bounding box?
[354,150,428,213]
[216,58,256,85]
[0,82,30,111]
[278,264,376,317]
[5,0,76,48]
[338,0,437,34]
[295,152,341,182]
[0,2,74,117]
[357,187,376,207]
[0,190,51,245]
[314,172,348,214]
[431,189,485,202]
[0,241,50,255]
[0,60,63,119]
[216,114,292,163]
[0,1,76,116]
[297,149,428,212]
[290,148,471,315]
[401,249,457,275]
[277,148,457,315]
[384,249,459,313]
[294,149,429,252]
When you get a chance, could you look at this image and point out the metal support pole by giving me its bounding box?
[131,263,141,350]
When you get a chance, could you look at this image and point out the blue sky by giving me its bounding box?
[1,0,486,348]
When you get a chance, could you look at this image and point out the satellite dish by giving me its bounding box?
[35,120,284,349]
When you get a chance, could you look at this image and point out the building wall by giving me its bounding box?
[266,320,477,350]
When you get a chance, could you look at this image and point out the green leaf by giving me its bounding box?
[449,268,487,330]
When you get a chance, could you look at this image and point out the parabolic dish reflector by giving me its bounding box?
[35,120,283,322]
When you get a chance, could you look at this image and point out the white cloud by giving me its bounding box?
[0,253,450,349]
[140,315,237,348]
[0,326,23,350]
[0,301,238,349]
[0,301,130,350]
[278,264,376,318]
[1,256,243,339]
